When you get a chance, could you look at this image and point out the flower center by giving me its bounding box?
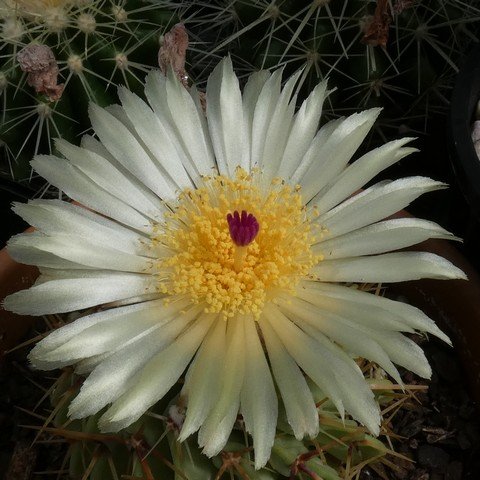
[152,169,321,318]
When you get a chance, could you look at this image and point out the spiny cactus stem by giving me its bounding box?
[133,434,180,478]
[32,389,74,445]
[142,426,171,460]
[38,426,126,444]
[128,435,156,480]
[278,2,323,64]
[319,414,352,430]
[210,12,274,55]
[293,462,321,480]
[216,449,252,480]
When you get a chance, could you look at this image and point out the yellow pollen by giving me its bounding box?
[151,169,322,319]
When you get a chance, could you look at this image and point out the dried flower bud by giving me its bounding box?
[158,23,189,87]
[17,44,64,101]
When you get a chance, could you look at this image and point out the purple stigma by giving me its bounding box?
[226,210,260,247]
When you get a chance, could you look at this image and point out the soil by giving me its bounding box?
[0,322,66,480]
[360,336,480,480]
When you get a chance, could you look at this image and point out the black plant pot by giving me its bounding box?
[449,45,480,221]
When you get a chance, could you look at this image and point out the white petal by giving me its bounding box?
[104,103,187,194]
[313,252,467,283]
[278,80,329,179]
[99,313,214,432]
[240,318,278,469]
[314,138,417,215]
[13,200,146,255]
[7,241,87,270]
[69,305,203,418]
[264,304,380,435]
[118,87,195,189]
[8,232,152,272]
[34,299,191,367]
[30,297,186,357]
[317,177,447,238]
[297,108,382,202]
[3,271,152,315]
[260,70,301,180]
[249,69,283,170]
[301,281,452,343]
[290,117,344,184]
[55,138,162,218]
[75,353,111,375]
[31,156,150,232]
[206,57,249,175]
[243,70,271,120]
[289,316,381,435]
[198,317,245,457]
[89,103,176,200]
[81,133,168,207]
[296,283,414,332]
[314,218,459,259]
[260,316,319,440]
[144,72,214,181]
[179,318,227,441]
[190,84,218,176]
[366,330,431,378]
[243,70,271,166]
[262,304,345,418]
[164,70,216,176]
[277,297,402,384]
[80,134,115,160]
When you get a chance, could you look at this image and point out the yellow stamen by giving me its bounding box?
[151,168,321,319]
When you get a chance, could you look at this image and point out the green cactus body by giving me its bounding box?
[0,0,180,183]
[2,0,479,186]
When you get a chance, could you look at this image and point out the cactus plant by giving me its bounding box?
[0,0,182,182]
[1,0,479,186]
[180,0,480,138]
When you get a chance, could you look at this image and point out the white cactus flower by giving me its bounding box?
[4,57,465,469]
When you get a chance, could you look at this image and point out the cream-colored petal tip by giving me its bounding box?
[437,257,468,280]
[2,290,33,315]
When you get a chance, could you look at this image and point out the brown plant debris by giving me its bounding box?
[158,23,189,87]
[17,44,64,101]
[362,0,392,47]
[5,441,37,480]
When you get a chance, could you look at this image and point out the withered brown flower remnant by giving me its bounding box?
[17,44,64,101]
[158,23,189,87]
[362,0,392,48]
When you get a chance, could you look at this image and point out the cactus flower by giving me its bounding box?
[4,57,465,469]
